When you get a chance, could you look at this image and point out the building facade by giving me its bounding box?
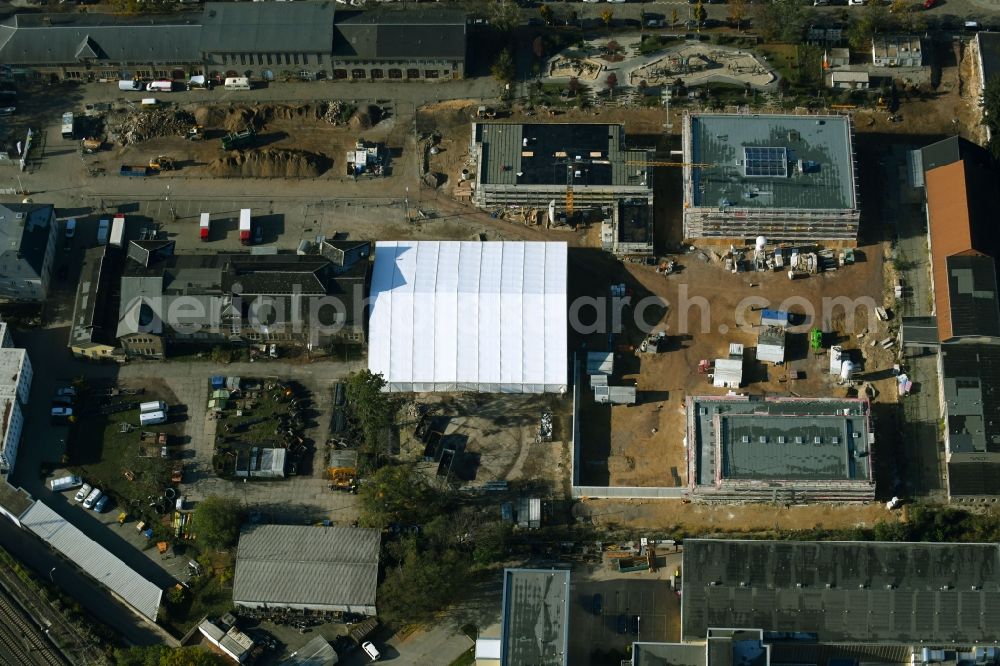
[0,319,32,475]
[0,204,57,303]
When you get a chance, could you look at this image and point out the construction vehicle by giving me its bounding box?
[221,127,255,151]
[149,155,175,171]
[187,125,205,141]
[328,449,358,492]
[81,137,102,154]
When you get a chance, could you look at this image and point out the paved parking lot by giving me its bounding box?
[570,576,679,664]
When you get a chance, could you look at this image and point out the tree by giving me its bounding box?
[539,3,553,25]
[192,496,243,551]
[601,8,614,28]
[568,76,582,96]
[982,75,1000,158]
[671,7,679,26]
[345,369,393,455]
[605,71,619,98]
[489,0,521,32]
[848,0,889,50]
[694,0,707,24]
[491,48,516,86]
[606,40,621,54]
[753,0,806,42]
[728,0,747,31]
[358,464,446,528]
[379,538,469,626]
[115,646,226,666]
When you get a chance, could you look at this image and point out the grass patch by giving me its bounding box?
[449,649,475,666]
[639,34,682,55]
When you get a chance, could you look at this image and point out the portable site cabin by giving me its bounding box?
[110,214,126,247]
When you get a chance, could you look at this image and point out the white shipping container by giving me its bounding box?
[110,214,126,247]
[139,400,167,414]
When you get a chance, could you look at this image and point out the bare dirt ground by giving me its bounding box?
[575,245,895,489]
[578,497,901,533]
[396,393,574,496]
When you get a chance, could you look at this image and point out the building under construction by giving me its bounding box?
[682,113,859,244]
[686,395,875,502]
[469,122,653,214]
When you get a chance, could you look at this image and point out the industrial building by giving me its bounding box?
[499,569,570,666]
[470,123,653,212]
[368,241,568,393]
[686,395,874,502]
[681,539,1000,645]
[0,4,466,83]
[0,318,32,475]
[682,113,859,243]
[601,199,655,258]
[0,203,57,303]
[233,524,380,615]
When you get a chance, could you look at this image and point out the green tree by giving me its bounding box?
[985,76,1000,154]
[472,522,513,565]
[848,0,889,50]
[114,645,226,666]
[379,538,469,625]
[539,3,554,25]
[345,369,393,454]
[192,496,243,550]
[753,0,807,42]
[694,0,707,24]
[491,48,516,86]
[489,0,521,32]
[358,464,446,528]
[671,7,679,26]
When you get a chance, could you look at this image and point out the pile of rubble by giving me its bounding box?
[207,147,332,178]
[106,108,196,146]
[537,409,553,442]
[319,100,354,125]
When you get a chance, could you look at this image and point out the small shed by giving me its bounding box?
[757,326,787,365]
[713,358,743,388]
[594,385,637,405]
[760,309,789,328]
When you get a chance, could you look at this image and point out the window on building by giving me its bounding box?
[240,54,247,66]
[425,70,439,79]
[302,54,309,65]
[333,69,348,79]
[267,54,273,66]
[388,69,402,79]
[406,68,420,79]
[293,53,299,65]
[351,69,365,79]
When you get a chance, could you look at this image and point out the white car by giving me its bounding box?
[83,488,102,510]
[64,218,76,239]
[74,483,92,503]
[361,641,381,661]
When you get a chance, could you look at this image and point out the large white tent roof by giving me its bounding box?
[369,241,568,393]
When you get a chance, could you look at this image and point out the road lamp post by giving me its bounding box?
[48,567,55,583]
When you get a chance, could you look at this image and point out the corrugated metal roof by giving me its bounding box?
[200,2,335,53]
[20,502,162,620]
[233,525,379,608]
[501,569,570,666]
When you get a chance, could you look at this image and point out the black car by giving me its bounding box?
[631,615,640,635]
[617,614,627,634]
[593,593,603,615]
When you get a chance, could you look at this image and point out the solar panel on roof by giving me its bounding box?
[744,146,789,178]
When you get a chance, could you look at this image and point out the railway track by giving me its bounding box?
[0,588,67,666]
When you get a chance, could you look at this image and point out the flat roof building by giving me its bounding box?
[686,395,874,502]
[471,123,653,211]
[871,35,923,67]
[681,539,1000,645]
[233,524,380,615]
[368,241,568,393]
[682,113,859,243]
[500,568,570,666]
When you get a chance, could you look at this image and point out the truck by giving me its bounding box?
[199,212,210,241]
[49,475,83,492]
[61,112,75,139]
[97,218,110,245]
[224,77,251,91]
[239,209,252,245]
[110,214,126,247]
[146,80,173,92]
[120,165,154,177]
[221,127,255,151]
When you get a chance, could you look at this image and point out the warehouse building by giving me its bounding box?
[682,113,859,243]
[681,539,1000,645]
[368,241,568,393]
[0,4,465,83]
[686,395,874,502]
[500,569,570,666]
[233,524,380,615]
[470,123,653,212]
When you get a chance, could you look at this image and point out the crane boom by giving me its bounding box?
[624,160,714,168]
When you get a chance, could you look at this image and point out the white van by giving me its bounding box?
[83,487,102,510]
[146,80,173,92]
[224,77,251,91]
[361,641,381,661]
[97,218,110,245]
[49,475,83,492]
[140,400,167,414]
[139,410,167,426]
[118,79,143,91]
[64,218,77,239]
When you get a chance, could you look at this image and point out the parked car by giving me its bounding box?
[74,483,92,503]
[617,614,627,634]
[50,406,73,423]
[83,487,102,509]
[253,222,263,244]
[631,615,640,635]
[94,495,110,513]
[64,218,76,239]
[593,593,603,615]
[56,386,77,399]
[361,641,381,661]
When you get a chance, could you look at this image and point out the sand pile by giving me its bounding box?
[208,148,331,178]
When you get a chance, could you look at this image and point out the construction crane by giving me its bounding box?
[623,160,715,168]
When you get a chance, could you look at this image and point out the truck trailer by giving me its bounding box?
[110,214,126,247]
[200,213,210,241]
[239,209,252,245]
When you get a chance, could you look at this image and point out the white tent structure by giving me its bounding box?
[368,241,568,393]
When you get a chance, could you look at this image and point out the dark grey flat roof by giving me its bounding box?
[941,344,1000,456]
[948,461,1000,497]
[979,33,1000,89]
[477,122,651,188]
[900,316,940,346]
[688,114,856,211]
[682,539,1000,644]
[617,200,652,243]
[332,10,466,60]
[689,396,870,486]
[945,253,1000,338]
[201,2,335,53]
[501,568,570,666]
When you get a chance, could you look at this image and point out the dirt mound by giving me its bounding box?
[349,105,382,131]
[207,148,331,178]
[106,108,196,146]
[193,106,226,128]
